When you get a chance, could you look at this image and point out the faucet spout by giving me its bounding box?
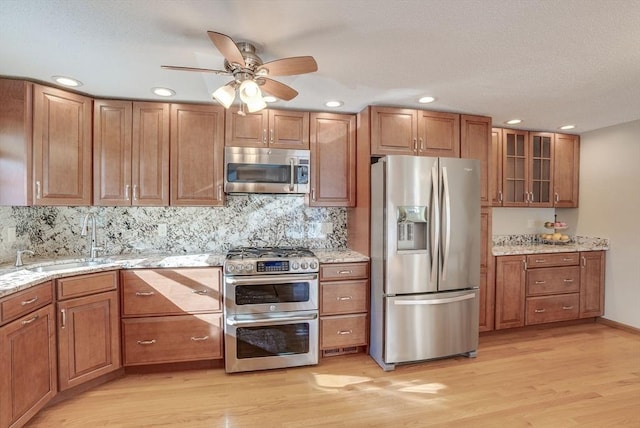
[81,213,102,261]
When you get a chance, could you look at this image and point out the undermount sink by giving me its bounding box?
[28,260,108,273]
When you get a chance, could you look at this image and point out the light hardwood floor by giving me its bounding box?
[26,322,640,427]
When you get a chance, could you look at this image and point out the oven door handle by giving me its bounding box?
[226,313,318,327]
[225,274,318,285]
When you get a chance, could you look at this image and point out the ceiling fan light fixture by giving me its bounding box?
[212,84,236,108]
[263,95,277,103]
[418,96,435,104]
[53,76,82,87]
[239,80,261,102]
[245,96,267,113]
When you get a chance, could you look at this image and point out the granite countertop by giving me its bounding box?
[0,249,369,299]
[492,236,609,256]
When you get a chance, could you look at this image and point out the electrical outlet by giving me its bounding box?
[157,224,167,237]
[6,226,16,243]
[321,222,334,234]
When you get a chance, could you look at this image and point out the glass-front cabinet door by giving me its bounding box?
[502,129,528,206]
[529,132,553,207]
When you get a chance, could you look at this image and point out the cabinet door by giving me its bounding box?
[170,104,225,206]
[501,129,529,207]
[490,128,503,206]
[0,79,33,206]
[553,133,579,207]
[528,132,553,207]
[370,107,417,156]
[495,255,526,329]
[479,208,495,332]
[460,115,491,206]
[93,100,132,206]
[417,110,460,158]
[33,84,92,205]
[580,251,605,318]
[309,112,356,207]
[0,305,57,428]
[57,291,120,391]
[269,109,310,149]
[132,102,170,206]
[224,110,269,147]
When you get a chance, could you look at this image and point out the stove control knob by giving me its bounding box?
[301,262,308,270]
[227,265,235,273]
[291,262,299,270]
[310,261,318,270]
[245,264,254,272]
[236,264,243,271]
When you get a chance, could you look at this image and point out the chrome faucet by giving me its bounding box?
[15,249,35,267]
[81,213,104,261]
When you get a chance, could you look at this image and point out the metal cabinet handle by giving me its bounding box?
[337,270,353,275]
[337,330,353,335]
[413,138,417,151]
[192,289,208,295]
[21,314,39,325]
[419,137,424,151]
[190,336,209,342]
[562,257,573,261]
[218,184,223,200]
[36,181,41,199]
[289,158,295,191]
[311,188,316,201]
[135,291,155,296]
[562,306,574,310]
[133,184,138,201]
[262,129,267,144]
[563,279,574,283]
[61,309,66,328]
[581,256,586,267]
[534,308,546,313]
[535,259,546,263]
[21,296,39,306]
[270,129,274,144]
[535,280,546,284]
[498,191,503,203]
[522,259,527,271]
[137,339,156,345]
[555,193,559,203]
[125,185,130,200]
[337,296,353,301]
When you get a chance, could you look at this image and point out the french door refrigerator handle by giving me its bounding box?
[430,164,440,287]
[441,166,451,281]
[393,293,476,305]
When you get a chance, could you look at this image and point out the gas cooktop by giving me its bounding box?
[224,247,319,275]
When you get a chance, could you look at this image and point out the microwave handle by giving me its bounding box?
[289,158,295,191]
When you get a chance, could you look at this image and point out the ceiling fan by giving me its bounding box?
[162,31,318,113]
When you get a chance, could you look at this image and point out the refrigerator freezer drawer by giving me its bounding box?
[384,290,479,365]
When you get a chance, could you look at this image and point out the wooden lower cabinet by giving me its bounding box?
[0,304,57,428]
[479,207,495,332]
[579,251,605,318]
[319,262,369,355]
[495,255,527,330]
[526,294,580,325]
[56,272,120,391]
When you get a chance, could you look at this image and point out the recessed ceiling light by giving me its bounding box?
[325,100,343,108]
[52,76,82,87]
[418,96,436,104]
[263,95,277,103]
[505,119,523,125]
[152,87,175,97]
[559,125,576,130]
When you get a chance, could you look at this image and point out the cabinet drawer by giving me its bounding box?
[121,269,221,316]
[527,266,580,296]
[320,314,367,349]
[1,282,53,325]
[57,271,118,300]
[321,280,368,315]
[526,252,579,268]
[320,262,368,281]
[526,294,579,325]
[122,313,223,365]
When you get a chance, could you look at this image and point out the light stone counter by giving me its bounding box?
[312,249,369,264]
[492,236,609,256]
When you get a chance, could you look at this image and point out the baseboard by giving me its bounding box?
[597,317,640,334]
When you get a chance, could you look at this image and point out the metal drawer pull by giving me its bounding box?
[563,258,573,261]
[337,296,353,301]
[338,270,353,275]
[563,279,574,283]
[192,289,208,295]
[535,259,546,263]
[190,336,209,342]
[535,280,546,284]
[337,330,352,335]
[137,339,156,345]
[534,308,546,313]
[21,296,39,306]
[562,306,574,310]
[21,314,39,325]
[61,309,66,328]
[135,291,155,296]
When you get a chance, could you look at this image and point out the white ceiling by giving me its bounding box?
[1,0,639,134]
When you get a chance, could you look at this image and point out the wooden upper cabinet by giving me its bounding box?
[370,106,418,156]
[225,109,309,149]
[528,132,554,207]
[501,129,529,207]
[490,128,504,206]
[33,84,92,205]
[553,133,579,207]
[0,79,33,206]
[309,112,356,207]
[417,110,460,158]
[170,104,225,206]
[460,115,491,206]
[94,101,169,206]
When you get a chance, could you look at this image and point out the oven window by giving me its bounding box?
[236,323,310,359]
[227,163,309,184]
[235,282,310,305]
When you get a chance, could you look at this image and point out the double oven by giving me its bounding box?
[223,247,319,373]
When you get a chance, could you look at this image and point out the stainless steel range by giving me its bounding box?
[223,247,319,373]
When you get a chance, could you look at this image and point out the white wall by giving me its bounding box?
[558,119,640,328]
[492,207,556,235]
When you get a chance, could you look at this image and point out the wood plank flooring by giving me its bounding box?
[26,322,640,427]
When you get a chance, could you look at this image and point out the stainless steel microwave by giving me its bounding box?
[224,147,310,194]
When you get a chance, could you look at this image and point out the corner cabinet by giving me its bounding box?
[33,84,93,205]
[93,100,169,206]
[170,104,225,206]
[225,108,309,149]
[309,112,356,207]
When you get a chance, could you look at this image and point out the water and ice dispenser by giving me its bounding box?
[396,206,428,251]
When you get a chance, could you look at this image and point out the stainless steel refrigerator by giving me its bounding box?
[370,155,480,371]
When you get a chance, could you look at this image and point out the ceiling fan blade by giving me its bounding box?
[260,78,298,101]
[207,31,246,67]
[257,56,318,76]
[161,65,229,75]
